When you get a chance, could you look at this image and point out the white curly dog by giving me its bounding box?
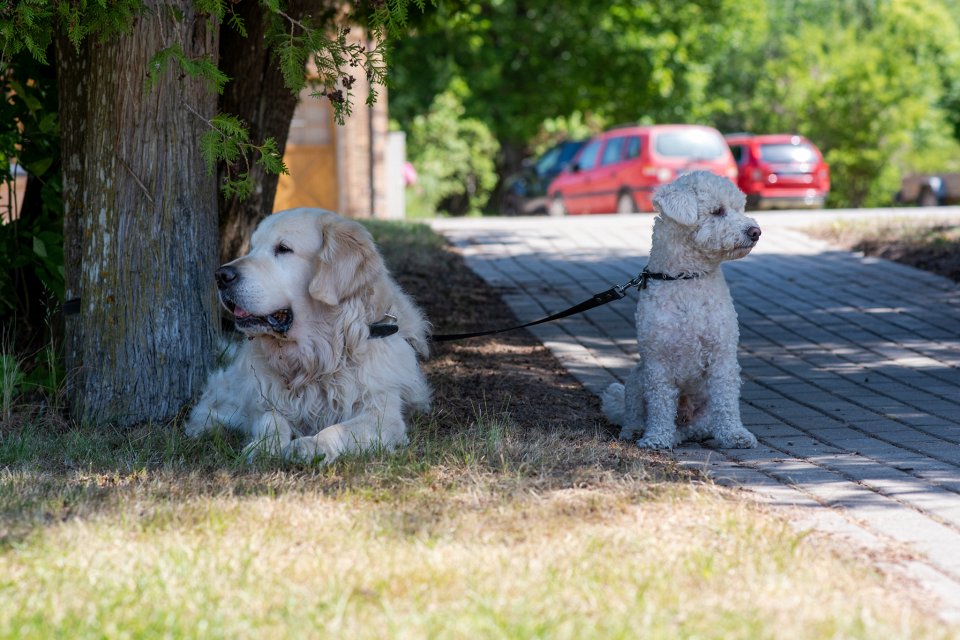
[602,171,761,450]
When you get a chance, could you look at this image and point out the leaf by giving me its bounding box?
[227,11,247,38]
[26,156,52,177]
[200,130,221,174]
[32,236,47,259]
[256,138,288,175]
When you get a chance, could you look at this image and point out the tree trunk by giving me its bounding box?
[56,3,219,426]
[217,0,333,264]
[487,139,527,214]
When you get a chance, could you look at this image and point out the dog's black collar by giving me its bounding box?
[369,313,399,339]
[368,323,399,339]
[636,267,703,290]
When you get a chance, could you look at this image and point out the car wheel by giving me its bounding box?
[548,195,567,217]
[616,192,636,214]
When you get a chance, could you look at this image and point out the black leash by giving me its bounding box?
[431,268,701,343]
[62,269,700,344]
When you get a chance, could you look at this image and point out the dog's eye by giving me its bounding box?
[710,207,726,217]
[275,242,293,256]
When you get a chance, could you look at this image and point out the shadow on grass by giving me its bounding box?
[0,403,691,550]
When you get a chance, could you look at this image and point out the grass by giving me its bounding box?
[0,353,23,423]
[810,216,960,247]
[0,220,955,638]
[0,415,949,639]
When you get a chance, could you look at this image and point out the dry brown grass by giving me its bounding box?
[1,397,951,638]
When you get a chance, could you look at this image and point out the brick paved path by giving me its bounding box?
[433,209,960,621]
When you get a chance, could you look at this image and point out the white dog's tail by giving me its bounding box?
[601,382,626,425]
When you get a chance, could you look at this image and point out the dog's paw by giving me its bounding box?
[601,383,626,425]
[283,435,337,465]
[635,435,674,451]
[713,428,758,449]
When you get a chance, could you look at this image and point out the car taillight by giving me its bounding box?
[642,166,674,183]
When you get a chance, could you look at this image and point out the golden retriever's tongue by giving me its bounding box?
[234,307,251,319]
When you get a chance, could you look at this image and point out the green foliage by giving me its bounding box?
[529,112,606,156]
[389,0,746,146]
[0,0,142,61]
[724,0,960,207]
[406,82,499,216]
[0,53,63,313]
[146,44,228,94]
[199,113,288,200]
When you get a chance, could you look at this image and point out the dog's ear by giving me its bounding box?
[652,182,699,226]
[309,215,384,306]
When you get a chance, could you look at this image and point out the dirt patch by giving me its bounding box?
[808,219,960,283]
[372,222,615,437]
[854,238,960,282]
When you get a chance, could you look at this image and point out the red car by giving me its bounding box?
[546,124,737,215]
[725,133,830,210]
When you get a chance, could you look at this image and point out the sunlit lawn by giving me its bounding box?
[0,408,951,639]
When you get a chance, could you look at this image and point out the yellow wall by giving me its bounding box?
[274,144,338,212]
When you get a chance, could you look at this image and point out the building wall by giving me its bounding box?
[274,93,338,212]
[274,32,395,220]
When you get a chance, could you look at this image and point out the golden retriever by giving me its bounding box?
[185,208,431,463]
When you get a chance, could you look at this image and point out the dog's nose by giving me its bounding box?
[746,226,762,242]
[215,265,239,290]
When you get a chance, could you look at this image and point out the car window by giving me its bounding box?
[576,139,602,171]
[601,138,625,166]
[654,129,727,160]
[535,146,562,176]
[625,136,641,160]
[557,142,584,165]
[730,144,744,164]
[760,143,818,163]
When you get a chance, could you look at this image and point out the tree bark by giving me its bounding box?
[57,3,219,426]
[217,0,334,264]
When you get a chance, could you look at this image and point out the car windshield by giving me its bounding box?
[760,143,818,163]
[535,147,562,175]
[654,130,727,160]
[536,142,583,176]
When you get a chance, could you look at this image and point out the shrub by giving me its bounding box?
[406,81,499,216]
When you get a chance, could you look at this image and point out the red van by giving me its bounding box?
[546,124,737,215]
[725,133,830,210]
